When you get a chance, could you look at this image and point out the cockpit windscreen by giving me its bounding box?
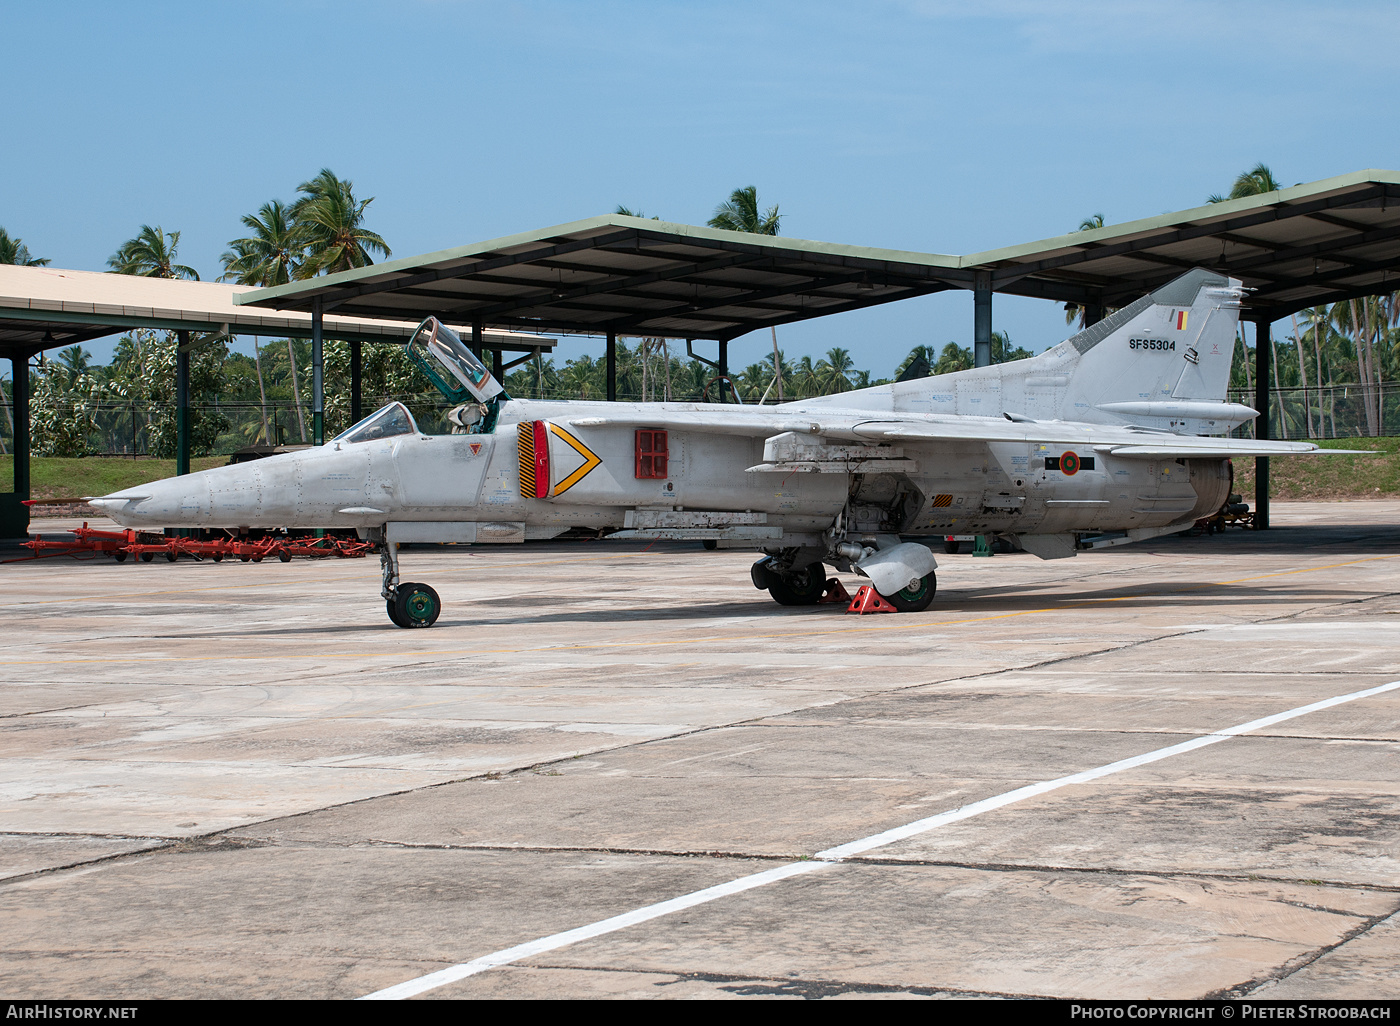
[333,402,418,444]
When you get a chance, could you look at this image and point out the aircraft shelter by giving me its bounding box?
[0,265,554,538]
[5,168,1400,537]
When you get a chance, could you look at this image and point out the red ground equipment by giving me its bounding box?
[19,523,373,564]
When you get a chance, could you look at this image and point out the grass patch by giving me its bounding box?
[0,455,229,500]
[1232,437,1400,500]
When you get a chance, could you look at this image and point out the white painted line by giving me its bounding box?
[362,861,828,1000]
[361,678,1400,1000]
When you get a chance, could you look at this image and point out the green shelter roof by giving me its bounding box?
[236,169,1400,337]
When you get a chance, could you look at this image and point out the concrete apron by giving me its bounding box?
[1,501,1398,999]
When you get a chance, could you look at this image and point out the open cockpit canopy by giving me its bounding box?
[409,316,506,405]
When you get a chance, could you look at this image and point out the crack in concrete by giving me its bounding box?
[523,962,1053,999]
[1210,905,1400,999]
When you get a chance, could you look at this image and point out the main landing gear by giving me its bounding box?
[751,556,938,614]
[381,539,441,628]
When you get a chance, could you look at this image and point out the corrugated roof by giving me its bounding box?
[236,215,965,340]
[236,170,1400,336]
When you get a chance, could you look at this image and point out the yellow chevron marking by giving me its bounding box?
[549,423,603,496]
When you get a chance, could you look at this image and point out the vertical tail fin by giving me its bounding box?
[803,267,1255,435]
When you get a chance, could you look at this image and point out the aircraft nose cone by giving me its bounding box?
[91,473,212,528]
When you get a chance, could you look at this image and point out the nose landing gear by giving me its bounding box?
[381,538,442,628]
[388,582,441,628]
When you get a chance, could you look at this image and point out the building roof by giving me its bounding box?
[0,264,556,359]
[237,169,1400,337]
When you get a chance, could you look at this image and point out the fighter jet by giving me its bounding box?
[92,268,1321,627]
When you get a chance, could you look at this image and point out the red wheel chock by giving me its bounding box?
[819,578,852,604]
[846,585,897,615]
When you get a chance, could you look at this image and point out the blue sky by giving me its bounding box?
[6,0,1399,373]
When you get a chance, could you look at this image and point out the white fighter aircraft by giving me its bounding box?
[92,268,1320,627]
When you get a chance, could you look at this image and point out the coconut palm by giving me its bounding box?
[221,200,303,287]
[291,169,391,278]
[816,347,855,393]
[1064,215,1107,326]
[108,225,199,279]
[709,186,784,398]
[708,186,781,235]
[56,346,91,388]
[221,199,310,442]
[0,227,49,266]
[1209,162,1282,203]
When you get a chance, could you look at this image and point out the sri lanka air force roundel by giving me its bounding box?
[1060,451,1081,476]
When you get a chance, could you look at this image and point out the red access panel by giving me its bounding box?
[635,429,668,479]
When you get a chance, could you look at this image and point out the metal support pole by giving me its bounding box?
[606,332,617,402]
[175,330,191,476]
[1,351,31,539]
[1253,319,1271,530]
[12,353,30,497]
[472,320,483,362]
[718,339,729,395]
[974,271,992,368]
[1083,302,1104,327]
[492,348,503,381]
[311,298,324,445]
[349,341,362,425]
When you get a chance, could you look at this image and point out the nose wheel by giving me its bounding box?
[380,538,441,628]
[388,582,441,628]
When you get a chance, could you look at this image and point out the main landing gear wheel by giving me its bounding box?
[391,582,441,628]
[767,562,827,606]
[884,571,937,613]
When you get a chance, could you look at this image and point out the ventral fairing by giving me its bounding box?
[92,268,1322,627]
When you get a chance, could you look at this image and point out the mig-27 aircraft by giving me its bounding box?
[92,267,1321,628]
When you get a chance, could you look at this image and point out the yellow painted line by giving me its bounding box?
[5,551,1398,668]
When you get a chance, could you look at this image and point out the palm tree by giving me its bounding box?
[108,225,199,279]
[1208,162,1282,203]
[221,199,309,442]
[709,186,781,235]
[57,346,91,388]
[0,227,49,266]
[1064,215,1107,326]
[221,200,303,287]
[709,186,784,398]
[816,348,855,393]
[291,169,391,278]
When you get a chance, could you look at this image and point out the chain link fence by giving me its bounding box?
[1228,383,1400,439]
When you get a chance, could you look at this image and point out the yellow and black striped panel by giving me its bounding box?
[932,494,953,508]
[518,421,536,497]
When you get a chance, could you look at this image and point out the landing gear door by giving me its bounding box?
[409,316,505,405]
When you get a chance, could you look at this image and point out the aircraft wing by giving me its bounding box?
[1092,440,1323,458]
[559,408,1328,458]
[563,409,1045,442]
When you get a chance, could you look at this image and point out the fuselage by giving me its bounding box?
[95,396,1229,542]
